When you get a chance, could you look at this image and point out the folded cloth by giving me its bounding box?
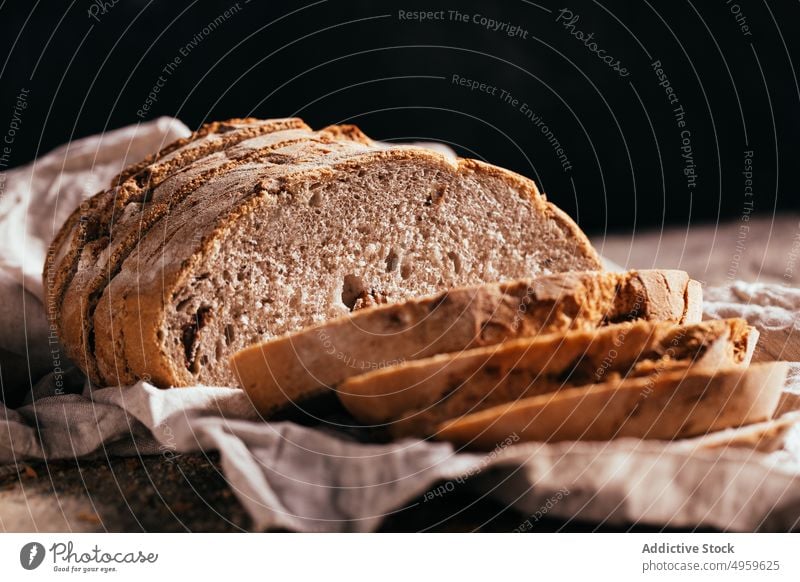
[704,281,800,362]
[1,121,800,532]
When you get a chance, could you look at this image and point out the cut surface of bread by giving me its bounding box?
[234,269,701,413]
[436,362,788,449]
[44,117,602,389]
[338,318,757,437]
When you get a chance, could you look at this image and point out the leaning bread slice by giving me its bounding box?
[435,362,788,449]
[233,269,701,413]
[338,318,757,437]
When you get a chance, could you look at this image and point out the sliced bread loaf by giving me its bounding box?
[436,362,788,449]
[338,318,757,437]
[233,269,701,413]
[44,117,602,389]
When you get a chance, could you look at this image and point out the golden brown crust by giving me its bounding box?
[318,124,374,145]
[110,118,264,185]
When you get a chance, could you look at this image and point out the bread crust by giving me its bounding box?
[436,362,788,448]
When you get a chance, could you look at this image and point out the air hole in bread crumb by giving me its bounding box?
[425,185,446,206]
[224,324,236,345]
[341,274,367,310]
[134,172,149,188]
[290,291,304,308]
[309,192,322,207]
[183,306,212,374]
[400,261,413,279]
[447,251,462,274]
[385,249,400,272]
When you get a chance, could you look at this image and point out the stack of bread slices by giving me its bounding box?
[44,117,788,450]
[233,269,788,449]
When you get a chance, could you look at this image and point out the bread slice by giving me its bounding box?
[44,117,602,389]
[338,318,756,437]
[436,362,788,449]
[233,269,701,413]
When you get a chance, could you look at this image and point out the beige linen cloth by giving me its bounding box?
[1,119,800,532]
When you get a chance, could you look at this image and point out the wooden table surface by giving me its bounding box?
[0,455,718,533]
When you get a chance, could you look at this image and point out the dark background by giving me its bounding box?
[1,0,798,234]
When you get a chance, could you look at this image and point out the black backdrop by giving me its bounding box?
[1,0,798,234]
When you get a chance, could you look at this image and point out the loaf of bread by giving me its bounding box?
[44,118,602,388]
[338,318,757,437]
[233,269,702,413]
[437,362,788,448]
